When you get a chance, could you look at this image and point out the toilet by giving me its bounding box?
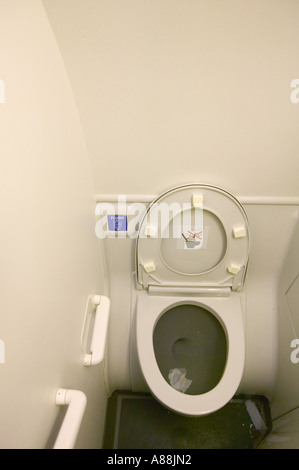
[131,183,250,416]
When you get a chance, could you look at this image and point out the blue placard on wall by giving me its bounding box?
[108,215,127,231]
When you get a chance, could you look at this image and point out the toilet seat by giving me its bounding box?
[133,184,248,416]
[136,184,250,292]
[135,293,245,416]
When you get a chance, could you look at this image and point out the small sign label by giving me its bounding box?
[179,226,209,250]
[108,215,127,231]
[182,228,203,248]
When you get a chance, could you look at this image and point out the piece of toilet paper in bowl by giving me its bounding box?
[168,368,192,393]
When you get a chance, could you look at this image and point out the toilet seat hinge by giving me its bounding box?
[147,285,231,297]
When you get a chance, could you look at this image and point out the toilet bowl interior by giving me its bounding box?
[153,304,227,396]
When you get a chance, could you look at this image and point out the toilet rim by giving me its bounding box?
[136,298,245,416]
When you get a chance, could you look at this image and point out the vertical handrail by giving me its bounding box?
[53,388,87,449]
[83,295,110,366]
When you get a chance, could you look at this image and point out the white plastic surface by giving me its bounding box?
[192,193,203,207]
[135,292,245,416]
[136,184,250,291]
[143,262,156,273]
[233,225,247,238]
[84,295,110,366]
[54,389,87,449]
[144,224,157,237]
[228,264,241,275]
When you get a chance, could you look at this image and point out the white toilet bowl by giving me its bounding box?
[132,183,250,416]
[135,292,245,416]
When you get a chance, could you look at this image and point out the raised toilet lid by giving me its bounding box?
[136,184,250,291]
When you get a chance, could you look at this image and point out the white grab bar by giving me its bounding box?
[53,388,87,449]
[83,295,110,366]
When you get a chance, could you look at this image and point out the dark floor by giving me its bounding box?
[103,391,272,449]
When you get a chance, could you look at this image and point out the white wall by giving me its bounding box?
[41,0,299,417]
[269,218,299,418]
[2,0,297,448]
[257,217,299,449]
[42,0,299,399]
[0,1,107,448]
[42,0,299,198]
